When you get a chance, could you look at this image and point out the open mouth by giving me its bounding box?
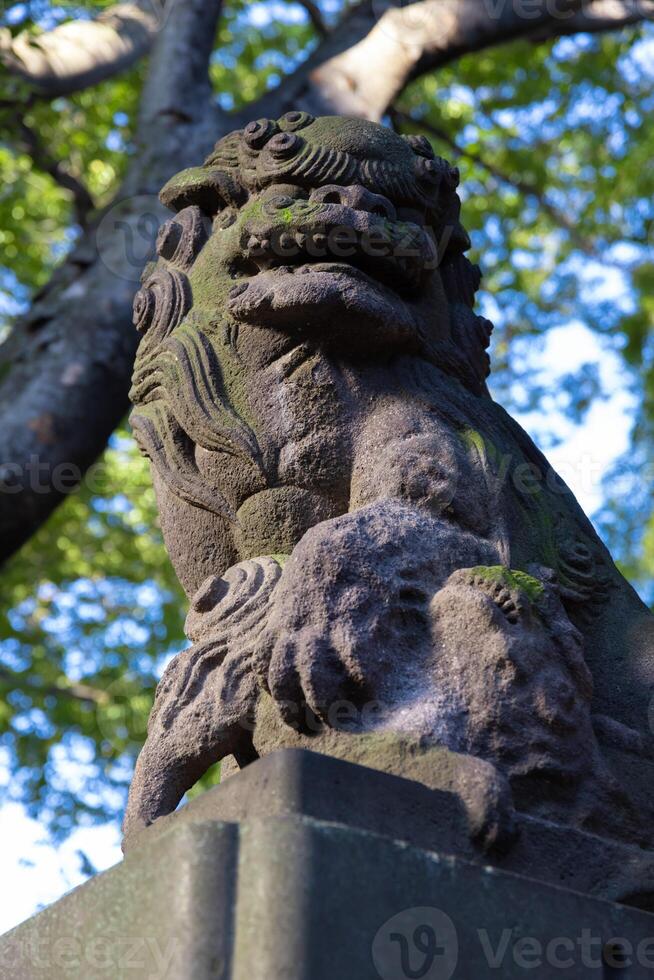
[226,258,424,350]
[228,259,400,313]
[223,184,441,348]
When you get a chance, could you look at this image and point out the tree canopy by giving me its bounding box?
[0,0,652,839]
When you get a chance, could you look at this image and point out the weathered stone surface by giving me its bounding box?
[5,752,654,979]
[0,820,238,980]
[124,112,654,874]
[134,749,654,911]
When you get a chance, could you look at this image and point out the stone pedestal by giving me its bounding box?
[2,749,654,979]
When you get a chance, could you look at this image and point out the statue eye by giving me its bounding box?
[265,195,296,210]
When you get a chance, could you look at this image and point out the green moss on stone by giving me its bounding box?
[458,426,499,466]
[514,491,560,572]
[470,565,545,604]
[160,166,207,195]
[459,426,485,456]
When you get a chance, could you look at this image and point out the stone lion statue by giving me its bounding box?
[123,113,654,853]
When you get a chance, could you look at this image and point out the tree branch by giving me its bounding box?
[243,0,649,123]
[15,119,95,225]
[390,108,638,262]
[528,0,654,42]
[391,108,582,235]
[0,1,163,100]
[292,0,329,37]
[0,665,110,706]
[242,0,585,120]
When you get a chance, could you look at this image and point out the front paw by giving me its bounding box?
[257,627,370,733]
[252,505,441,731]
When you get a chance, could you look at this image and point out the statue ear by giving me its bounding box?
[160,167,247,215]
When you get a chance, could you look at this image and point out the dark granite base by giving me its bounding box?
[2,749,654,979]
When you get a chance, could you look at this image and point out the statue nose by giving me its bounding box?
[309,184,397,220]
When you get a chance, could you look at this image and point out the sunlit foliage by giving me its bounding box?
[0,1,652,836]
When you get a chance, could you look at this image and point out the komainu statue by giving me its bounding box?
[124,113,654,875]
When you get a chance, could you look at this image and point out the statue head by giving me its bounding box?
[129,114,495,592]
[159,113,472,352]
[133,113,491,371]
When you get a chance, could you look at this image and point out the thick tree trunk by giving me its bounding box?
[0,0,225,561]
[0,0,647,563]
